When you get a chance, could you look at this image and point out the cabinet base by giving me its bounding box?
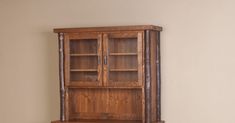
[52,120,165,123]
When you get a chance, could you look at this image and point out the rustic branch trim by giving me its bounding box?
[156,31,162,121]
[145,30,152,123]
[58,33,65,121]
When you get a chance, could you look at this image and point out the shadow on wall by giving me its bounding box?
[45,31,60,122]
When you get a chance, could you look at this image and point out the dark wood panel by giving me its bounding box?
[69,89,108,120]
[106,89,142,120]
[68,89,142,120]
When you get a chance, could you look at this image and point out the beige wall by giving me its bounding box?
[1,0,235,123]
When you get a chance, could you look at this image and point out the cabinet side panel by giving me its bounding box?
[150,30,157,121]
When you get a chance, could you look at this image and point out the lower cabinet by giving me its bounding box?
[68,89,142,120]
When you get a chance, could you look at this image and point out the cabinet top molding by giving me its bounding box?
[54,25,162,33]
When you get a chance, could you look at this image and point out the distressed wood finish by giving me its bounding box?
[64,33,103,87]
[58,33,66,121]
[144,30,152,123]
[53,25,164,123]
[102,33,108,86]
[54,25,162,33]
[150,31,157,121]
[68,89,142,120]
[156,31,162,121]
[104,31,143,87]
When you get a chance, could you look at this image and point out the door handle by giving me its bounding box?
[104,56,107,65]
[98,57,100,65]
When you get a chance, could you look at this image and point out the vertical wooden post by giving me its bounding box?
[58,33,65,121]
[145,30,152,123]
[156,31,162,122]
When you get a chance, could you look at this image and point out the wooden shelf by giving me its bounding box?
[70,54,97,56]
[67,84,142,89]
[70,69,97,72]
[110,69,138,72]
[52,120,142,123]
[109,53,137,56]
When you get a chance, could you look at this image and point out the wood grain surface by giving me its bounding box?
[54,25,163,123]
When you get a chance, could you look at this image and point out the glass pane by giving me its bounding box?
[70,39,97,54]
[70,56,98,69]
[70,71,98,82]
[108,37,138,83]
[109,55,137,69]
[69,39,99,82]
[109,38,137,53]
[109,71,138,82]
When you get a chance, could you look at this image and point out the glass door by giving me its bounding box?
[64,33,102,86]
[103,32,143,87]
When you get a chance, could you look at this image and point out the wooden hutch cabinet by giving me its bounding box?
[52,25,164,123]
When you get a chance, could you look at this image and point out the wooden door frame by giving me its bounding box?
[64,32,103,87]
[102,31,144,87]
